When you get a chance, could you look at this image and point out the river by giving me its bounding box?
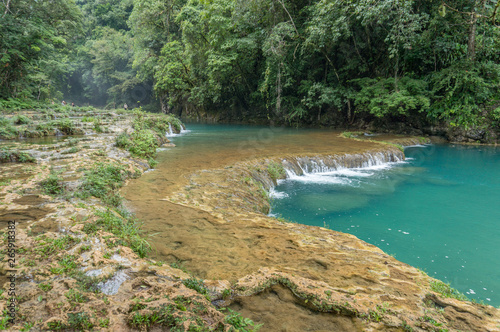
[123,124,499,306]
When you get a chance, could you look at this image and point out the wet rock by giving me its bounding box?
[98,270,131,295]
[72,209,90,222]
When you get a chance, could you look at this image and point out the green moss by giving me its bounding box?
[341,131,363,139]
[61,146,81,154]
[237,276,359,317]
[383,142,404,152]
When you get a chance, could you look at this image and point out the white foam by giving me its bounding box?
[320,168,374,177]
[286,173,353,185]
[269,188,289,199]
[166,124,191,137]
[404,144,429,148]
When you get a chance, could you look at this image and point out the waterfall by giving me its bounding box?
[166,123,175,137]
[266,150,405,199]
[166,123,191,137]
[281,150,404,177]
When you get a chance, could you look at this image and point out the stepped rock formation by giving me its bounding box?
[0,111,499,331]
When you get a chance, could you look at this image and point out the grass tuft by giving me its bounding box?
[430,280,469,301]
[83,209,151,258]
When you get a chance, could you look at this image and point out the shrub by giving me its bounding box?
[40,172,65,195]
[51,119,75,135]
[66,138,79,147]
[61,147,81,154]
[13,115,31,125]
[115,129,158,160]
[353,77,430,118]
[35,122,54,135]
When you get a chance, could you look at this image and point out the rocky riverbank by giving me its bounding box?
[0,110,499,331]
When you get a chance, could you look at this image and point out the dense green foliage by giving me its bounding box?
[126,0,500,133]
[1,0,500,136]
[0,0,82,100]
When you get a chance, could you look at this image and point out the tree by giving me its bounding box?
[0,0,82,100]
[440,0,500,61]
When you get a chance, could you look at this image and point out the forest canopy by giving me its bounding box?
[1,0,499,134]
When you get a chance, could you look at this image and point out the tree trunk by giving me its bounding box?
[467,12,477,61]
[275,63,282,116]
[394,54,399,92]
[159,92,169,113]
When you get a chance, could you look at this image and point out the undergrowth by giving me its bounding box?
[0,148,36,163]
[39,171,65,195]
[77,162,133,207]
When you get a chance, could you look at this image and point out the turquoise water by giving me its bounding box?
[271,144,500,306]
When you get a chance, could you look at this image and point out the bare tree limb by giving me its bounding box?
[275,0,299,36]
[2,0,11,18]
